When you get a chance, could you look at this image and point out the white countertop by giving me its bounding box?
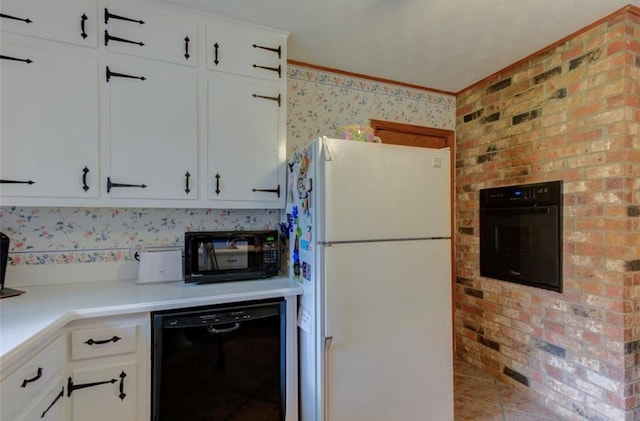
[0,276,302,372]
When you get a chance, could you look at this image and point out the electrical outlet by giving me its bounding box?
[433,157,442,168]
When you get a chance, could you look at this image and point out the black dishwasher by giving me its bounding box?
[151,298,286,421]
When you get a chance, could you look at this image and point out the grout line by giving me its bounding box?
[494,378,507,421]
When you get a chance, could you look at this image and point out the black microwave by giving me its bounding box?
[184,230,279,283]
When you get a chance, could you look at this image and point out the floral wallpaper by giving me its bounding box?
[0,64,455,273]
[0,207,279,266]
[286,64,456,154]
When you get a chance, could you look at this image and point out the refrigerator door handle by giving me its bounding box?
[324,336,333,351]
[321,137,333,161]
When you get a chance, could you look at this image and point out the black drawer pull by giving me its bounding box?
[185,171,191,194]
[1,179,35,185]
[82,166,90,192]
[104,30,144,47]
[118,371,127,401]
[252,64,281,78]
[252,44,281,59]
[214,173,221,195]
[184,36,190,59]
[213,43,219,65]
[104,8,144,25]
[252,93,281,107]
[80,13,88,39]
[0,13,32,24]
[84,335,121,346]
[41,387,64,418]
[0,55,33,64]
[21,367,43,387]
[252,185,280,198]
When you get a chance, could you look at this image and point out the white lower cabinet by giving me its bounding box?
[19,379,66,421]
[0,335,66,421]
[65,313,150,421]
[68,361,138,421]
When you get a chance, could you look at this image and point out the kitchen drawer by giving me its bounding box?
[70,324,137,360]
[0,335,66,421]
[17,378,66,421]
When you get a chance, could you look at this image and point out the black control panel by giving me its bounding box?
[481,180,562,208]
[263,239,279,276]
[162,303,280,328]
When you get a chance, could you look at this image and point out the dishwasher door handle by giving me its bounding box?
[206,323,241,334]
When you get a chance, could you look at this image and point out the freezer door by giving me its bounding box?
[323,239,453,421]
[319,138,451,242]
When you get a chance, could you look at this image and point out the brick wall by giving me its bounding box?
[455,7,640,421]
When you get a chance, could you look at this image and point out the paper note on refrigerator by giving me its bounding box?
[298,306,311,334]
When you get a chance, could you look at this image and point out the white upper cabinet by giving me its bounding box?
[0,40,100,199]
[106,57,198,200]
[0,0,288,208]
[206,20,284,81]
[208,74,284,206]
[103,0,198,66]
[0,0,98,48]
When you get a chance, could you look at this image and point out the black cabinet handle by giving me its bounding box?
[84,335,121,346]
[252,64,281,78]
[252,44,281,59]
[214,173,221,195]
[82,167,90,192]
[0,55,33,64]
[0,13,32,24]
[252,185,281,198]
[185,172,191,194]
[67,376,117,397]
[104,30,144,47]
[213,43,219,65]
[107,177,147,193]
[41,387,64,418]
[118,371,127,401]
[80,14,88,39]
[1,179,35,185]
[104,8,144,25]
[21,367,43,387]
[252,93,281,107]
[184,37,190,60]
[106,66,146,83]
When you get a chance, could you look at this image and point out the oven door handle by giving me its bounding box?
[206,323,241,334]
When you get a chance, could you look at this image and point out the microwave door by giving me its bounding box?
[209,243,219,272]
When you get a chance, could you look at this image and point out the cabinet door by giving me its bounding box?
[68,361,137,421]
[106,58,198,200]
[0,0,98,48]
[0,42,100,199]
[206,20,284,80]
[103,0,198,66]
[18,380,66,421]
[208,74,284,205]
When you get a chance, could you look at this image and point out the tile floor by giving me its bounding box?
[454,357,559,421]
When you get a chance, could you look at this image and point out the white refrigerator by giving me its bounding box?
[286,137,453,421]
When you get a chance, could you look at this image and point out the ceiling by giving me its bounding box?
[160,0,639,93]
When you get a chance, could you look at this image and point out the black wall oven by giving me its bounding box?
[480,181,563,292]
[152,298,286,421]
